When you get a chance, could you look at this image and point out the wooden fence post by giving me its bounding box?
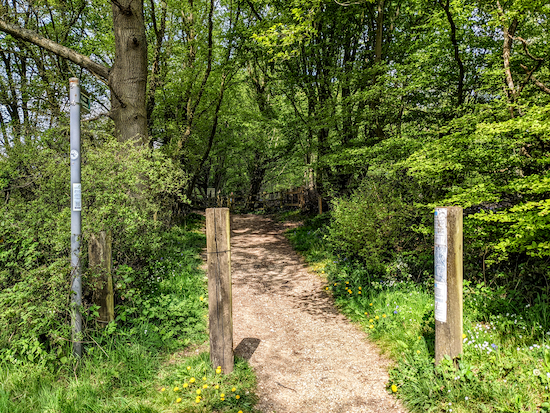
[434,207,463,365]
[318,195,323,215]
[206,208,234,373]
[88,230,114,324]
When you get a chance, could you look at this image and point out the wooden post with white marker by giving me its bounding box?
[206,208,234,373]
[434,206,463,366]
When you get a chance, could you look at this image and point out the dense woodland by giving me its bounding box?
[0,0,549,411]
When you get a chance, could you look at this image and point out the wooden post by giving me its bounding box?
[434,207,463,365]
[318,195,323,215]
[88,230,115,324]
[206,208,234,373]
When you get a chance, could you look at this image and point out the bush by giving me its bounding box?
[0,134,188,362]
[328,175,431,278]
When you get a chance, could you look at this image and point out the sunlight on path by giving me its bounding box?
[231,215,407,413]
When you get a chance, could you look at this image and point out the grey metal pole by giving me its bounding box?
[70,77,82,358]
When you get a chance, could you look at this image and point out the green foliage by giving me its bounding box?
[0,134,188,363]
[328,177,432,278]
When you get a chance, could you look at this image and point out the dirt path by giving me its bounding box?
[231,214,406,413]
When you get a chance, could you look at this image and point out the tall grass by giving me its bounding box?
[1,215,259,413]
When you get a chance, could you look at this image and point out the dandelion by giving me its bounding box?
[216,367,222,374]
[359,287,362,290]
[187,366,191,370]
[195,397,201,403]
[221,393,225,398]
[232,387,236,392]
[326,287,329,290]
[236,395,241,399]
[196,389,201,395]
[200,296,204,301]
[203,377,207,381]
[369,324,374,329]
[160,387,166,392]
[176,397,182,403]
[533,369,541,376]
[358,291,362,294]
[348,290,352,294]
[369,319,374,323]
[382,314,386,318]
[391,384,397,392]
[190,377,196,383]
[462,334,467,339]
[173,387,179,392]
[203,384,208,389]
[375,315,379,320]
[364,312,368,315]
[183,383,189,388]
[417,350,420,354]
[465,397,469,401]
[370,303,373,306]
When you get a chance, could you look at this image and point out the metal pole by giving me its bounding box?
[70,77,82,358]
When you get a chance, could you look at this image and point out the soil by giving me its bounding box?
[230,214,407,413]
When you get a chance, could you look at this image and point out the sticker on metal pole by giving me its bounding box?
[434,208,447,323]
[72,183,82,211]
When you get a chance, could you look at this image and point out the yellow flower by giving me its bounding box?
[215,385,219,389]
[358,291,362,294]
[382,314,386,318]
[369,303,373,306]
[236,395,241,399]
[160,387,165,392]
[369,319,374,323]
[418,336,422,340]
[369,324,374,329]
[176,397,182,403]
[348,290,352,294]
[196,389,201,395]
[173,387,179,392]
[358,286,361,290]
[326,287,329,290]
[231,387,236,392]
[190,377,195,383]
[462,333,467,339]
[334,283,337,286]
[239,411,243,413]
[203,384,208,389]
[346,281,349,284]
[202,377,207,381]
[375,315,379,320]
[364,312,368,315]
[183,383,188,388]
[199,296,204,301]
[187,366,191,370]
[216,368,222,374]
[220,393,225,398]
[195,397,201,403]
[417,350,421,354]
[391,384,398,393]
[221,398,225,401]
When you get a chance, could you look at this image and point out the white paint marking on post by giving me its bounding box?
[434,208,448,323]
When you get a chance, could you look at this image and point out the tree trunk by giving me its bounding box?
[110,0,148,143]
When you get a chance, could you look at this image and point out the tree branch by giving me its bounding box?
[0,19,110,80]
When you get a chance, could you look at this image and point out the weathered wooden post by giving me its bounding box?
[434,207,463,365]
[318,195,323,215]
[206,208,234,373]
[88,230,115,324]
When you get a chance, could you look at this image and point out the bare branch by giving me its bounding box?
[0,19,110,80]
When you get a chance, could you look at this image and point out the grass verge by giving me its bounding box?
[1,214,259,413]
[285,213,550,413]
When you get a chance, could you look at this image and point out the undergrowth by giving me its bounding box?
[286,213,550,413]
[1,214,259,413]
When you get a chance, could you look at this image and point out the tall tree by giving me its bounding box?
[0,0,148,143]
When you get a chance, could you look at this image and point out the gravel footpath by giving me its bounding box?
[230,214,407,413]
